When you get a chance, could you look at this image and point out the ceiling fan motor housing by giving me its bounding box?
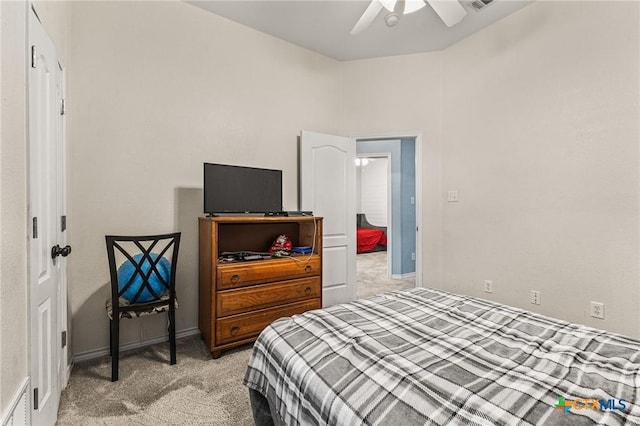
[385,13,399,27]
[351,0,468,35]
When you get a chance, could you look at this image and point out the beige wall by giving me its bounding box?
[440,1,639,338]
[68,1,342,354]
[32,0,70,64]
[339,52,445,289]
[67,0,640,355]
[0,0,28,414]
[340,1,639,339]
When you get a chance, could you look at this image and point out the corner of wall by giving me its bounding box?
[0,0,29,414]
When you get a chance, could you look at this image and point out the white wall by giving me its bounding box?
[68,0,341,354]
[358,157,388,227]
[440,0,639,338]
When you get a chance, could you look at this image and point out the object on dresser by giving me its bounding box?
[291,246,312,255]
[268,234,293,254]
[203,163,282,215]
[356,213,387,253]
[219,251,270,262]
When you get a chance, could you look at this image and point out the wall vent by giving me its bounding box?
[470,0,494,11]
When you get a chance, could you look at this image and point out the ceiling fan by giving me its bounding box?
[351,0,468,35]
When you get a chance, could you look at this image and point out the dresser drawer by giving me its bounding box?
[215,299,320,345]
[217,277,320,316]
[217,256,320,290]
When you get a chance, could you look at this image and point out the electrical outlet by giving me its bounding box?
[447,190,459,202]
[484,280,493,293]
[530,290,541,305]
[411,252,416,261]
[590,302,604,319]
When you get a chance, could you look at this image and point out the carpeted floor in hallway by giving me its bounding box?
[356,251,415,299]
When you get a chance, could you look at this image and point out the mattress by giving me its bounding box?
[243,288,640,425]
[356,228,387,253]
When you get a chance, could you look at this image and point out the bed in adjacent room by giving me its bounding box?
[356,213,387,253]
[244,288,640,425]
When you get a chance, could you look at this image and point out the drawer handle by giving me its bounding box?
[230,326,240,336]
[304,265,312,273]
[231,274,240,283]
[304,287,312,295]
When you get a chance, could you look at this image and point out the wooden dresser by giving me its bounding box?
[198,216,323,358]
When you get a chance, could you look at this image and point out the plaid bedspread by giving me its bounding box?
[244,288,640,425]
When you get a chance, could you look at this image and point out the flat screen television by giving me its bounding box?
[204,163,282,214]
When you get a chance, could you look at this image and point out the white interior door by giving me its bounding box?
[29,8,66,425]
[300,131,356,306]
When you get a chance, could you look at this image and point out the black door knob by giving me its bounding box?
[51,244,72,259]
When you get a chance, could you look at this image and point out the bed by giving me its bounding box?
[356,213,387,253]
[357,228,387,253]
[244,288,640,425]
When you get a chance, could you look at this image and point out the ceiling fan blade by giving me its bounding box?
[379,0,398,12]
[425,0,467,27]
[351,0,384,35]
[404,0,427,15]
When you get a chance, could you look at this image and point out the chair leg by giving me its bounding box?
[111,317,119,381]
[109,319,113,357]
[169,307,176,365]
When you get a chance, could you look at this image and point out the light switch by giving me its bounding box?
[447,190,459,202]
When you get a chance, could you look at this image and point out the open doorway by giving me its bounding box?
[355,138,417,299]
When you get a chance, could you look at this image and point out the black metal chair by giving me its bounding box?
[105,233,181,381]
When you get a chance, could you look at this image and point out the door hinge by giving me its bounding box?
[32,217,38,239]
[60,99,66,116]
[61,331,67,348]
[31,46,37,68]
[61,215,66,232]
[33,387,39,410]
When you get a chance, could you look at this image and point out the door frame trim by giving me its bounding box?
[57,60,70,390]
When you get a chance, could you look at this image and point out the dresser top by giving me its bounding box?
[199,215,321,223]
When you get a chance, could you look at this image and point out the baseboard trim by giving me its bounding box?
[391,272,416,280]
[1,377,29,426]
[73,326,201,363]
[64,359,73,389]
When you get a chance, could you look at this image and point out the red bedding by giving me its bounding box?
[357,228,387,253]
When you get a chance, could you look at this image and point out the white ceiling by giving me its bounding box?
[188,0,534,61]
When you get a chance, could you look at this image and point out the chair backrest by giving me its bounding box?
[105,233,181,307]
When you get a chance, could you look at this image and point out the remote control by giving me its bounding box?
[242,254,263,261]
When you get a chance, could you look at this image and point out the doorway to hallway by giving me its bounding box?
[355,137,417,298]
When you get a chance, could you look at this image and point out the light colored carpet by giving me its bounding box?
[57,252,414,425]
[357,251,415,299]
[56,336,254,426]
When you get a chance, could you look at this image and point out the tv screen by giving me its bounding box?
[204,163,282,214]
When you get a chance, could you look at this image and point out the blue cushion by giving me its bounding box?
[117,253,171,303]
